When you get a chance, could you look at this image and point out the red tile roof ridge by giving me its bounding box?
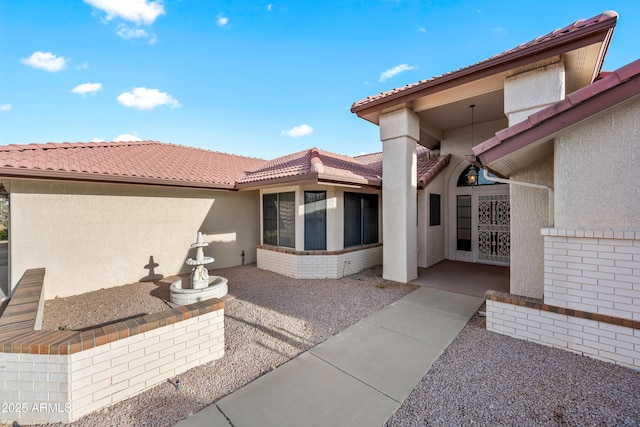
[352,10,618,112]
[238,147,384,186]
[0,140,152,152]
[0,140,267,162]
[309,147,325,174]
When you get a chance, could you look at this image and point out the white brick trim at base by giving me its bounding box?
[0,308,225,424]
[486,299,639,369]
[257,245,383,279]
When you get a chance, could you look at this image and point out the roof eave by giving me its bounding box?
[474,71,640,175]
[236,172,381,190]
[317,173,381,188]
[0,168,236,190]
[351,16,617,119]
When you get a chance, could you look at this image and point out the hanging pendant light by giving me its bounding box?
[466,104,478,185]
[466,164,478,185]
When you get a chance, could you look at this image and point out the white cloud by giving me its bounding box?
[117,26,148,39]
[281,124,313,138]
[217,14,229,27]
[379,64,416,82]
[76,62,89,70]
[84,0,165,25]
[493,27,506,34]
[113,134,143,142]
[267,4,273,11]
[418,27,427,33]
[91,137,105,142]
[0,104,11,111]
[22,51,67,72]
[117,87,181,110]
[71,82,103,96]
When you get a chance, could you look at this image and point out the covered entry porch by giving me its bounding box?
[412,260,509,298]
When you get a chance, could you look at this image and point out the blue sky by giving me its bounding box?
[1,1,639,160]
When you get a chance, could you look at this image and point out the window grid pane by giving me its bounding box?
[278,192,295,248]
[344,192,378,247]
[304,191,326,250]
[263,193,278,246]
[362,194,378,245]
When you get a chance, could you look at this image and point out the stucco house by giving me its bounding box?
[351,10,639,369]
[0,10,637,368]
[0,141,448,300]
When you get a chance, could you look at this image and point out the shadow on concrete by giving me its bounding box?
[413,260,509,298]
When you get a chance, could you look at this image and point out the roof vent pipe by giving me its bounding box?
[481,168,554,227]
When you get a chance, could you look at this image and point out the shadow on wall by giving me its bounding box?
[140,255,164,282]
[178,193,259,270]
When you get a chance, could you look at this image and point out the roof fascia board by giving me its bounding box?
[0,168,236,190]
[352,27,614,117]
[236,173,381,190]
[476,76,640,167]
[235,174,320,190]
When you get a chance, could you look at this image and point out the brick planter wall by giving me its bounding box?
[485,227,640,370]
[0,299,225,425]
[257,244,382,279]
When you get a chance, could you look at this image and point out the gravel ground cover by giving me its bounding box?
[32,265,640,426]
[387,310,640,427]
[39,264,416,426]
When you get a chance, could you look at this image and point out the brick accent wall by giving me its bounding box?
[257,244,383,279]
[0,301,224,424]
[542,228,640,320]
[485,227,640,370]
[486,294,639,369]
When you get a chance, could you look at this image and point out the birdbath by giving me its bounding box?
[170,232,228,305]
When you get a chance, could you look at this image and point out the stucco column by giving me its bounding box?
[380,107,419,283]
[504,58,564,298]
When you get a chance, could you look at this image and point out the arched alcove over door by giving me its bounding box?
[447,163,511,266]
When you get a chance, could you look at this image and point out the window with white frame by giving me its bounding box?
[263,192,295,248]
[304,191,326,250]
[344,192,378,247]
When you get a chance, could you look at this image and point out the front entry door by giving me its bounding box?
[455,188,510,266]
[477,194,510,264]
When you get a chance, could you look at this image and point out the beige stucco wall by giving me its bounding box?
[509,156,554,298]
[417,169,446,268]
[504,58,565,125]
[7,179,259,299]
[555,96,640,230]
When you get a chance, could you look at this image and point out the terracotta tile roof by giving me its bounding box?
[352,11,617,113]
[473,59,640,169]
[0,140,267,189]
[353,151,382,174]
[417,152,451,189]
[355,145,450,188]
[238,148,382,187]
[0,140,452,190]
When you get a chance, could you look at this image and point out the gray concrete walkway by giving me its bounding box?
[175,287,483,427]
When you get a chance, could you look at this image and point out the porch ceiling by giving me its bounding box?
[416,86,506,149]
[408,41,605,150]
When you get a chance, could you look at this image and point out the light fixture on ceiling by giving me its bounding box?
[466,104,478,185]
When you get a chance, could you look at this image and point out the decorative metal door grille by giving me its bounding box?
[477,195,510,263]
